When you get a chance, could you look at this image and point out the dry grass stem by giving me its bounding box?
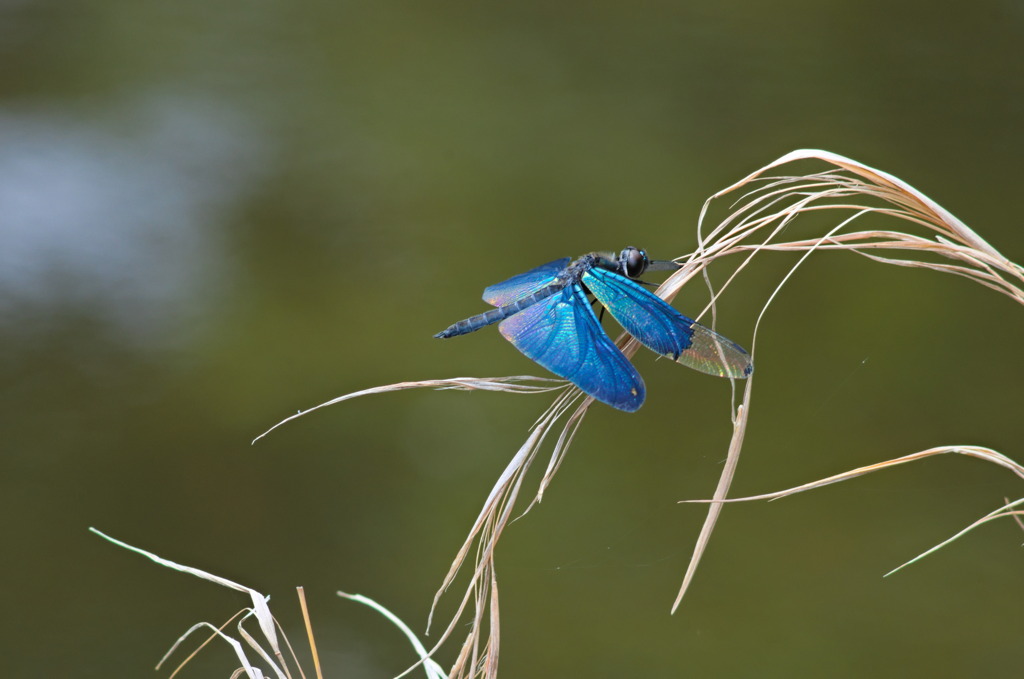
[253,377,565,444]
[164,611,248,679]
[90,528,290,679]
[92,526,453,679]
[336,592,448,679]
[684,445,1024,506]
[885,496,1024,576]
[296,587,320,679]
[682,446,1024,577]
[663,149,1021,610]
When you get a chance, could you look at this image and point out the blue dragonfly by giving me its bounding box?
[434,247,753,412]
[434,246,753,411]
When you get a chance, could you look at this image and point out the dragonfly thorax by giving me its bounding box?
[575,247,651,282]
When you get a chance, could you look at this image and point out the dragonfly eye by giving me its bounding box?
[620,246,648,278]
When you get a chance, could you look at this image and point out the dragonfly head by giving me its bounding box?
[618,246,680,278]
[618,246,649,278]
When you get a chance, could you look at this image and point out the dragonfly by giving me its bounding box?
[434,247,753,412]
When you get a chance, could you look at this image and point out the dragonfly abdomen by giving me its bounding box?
[434,284,563,338]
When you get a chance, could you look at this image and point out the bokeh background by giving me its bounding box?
[2,1,1022,677]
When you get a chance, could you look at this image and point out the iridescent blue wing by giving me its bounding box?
[498,283,645,411]
[582,268,753,379]
[482,257,571,306]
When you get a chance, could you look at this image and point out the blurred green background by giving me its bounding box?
[2,1,1022,677]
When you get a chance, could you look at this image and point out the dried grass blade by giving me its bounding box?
[671,397,750,613]
[253,377,564,443]
[885,497,1024,577]
[337,591,448,679]
[683,446,1024,505]
[485,568,500,679]
[236,615,288,679]
[296,587,319,679]
[90,528,282,661]
[157,622,265,679]
[420,403,572,677]
[429,425,543,618]
[535,398,589,502]
[719,151,973,248]
[162,610,246,677]
[1009,497,1024,533]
